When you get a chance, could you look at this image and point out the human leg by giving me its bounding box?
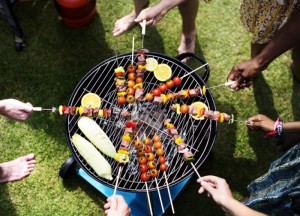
[113,0,149,36]
[0,153,36,183]
[291,44,300,82]
[177,0,199,54]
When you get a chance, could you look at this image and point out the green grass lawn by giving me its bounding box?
[1,0,299,215]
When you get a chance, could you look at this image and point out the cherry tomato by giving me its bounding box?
[159,84,168,93]
[139,164,148,173]
[180,104,190,114]
[127,87,135,95]
[136,77,143,83]
[159,163,168,171]
[173,76,182,86]
[127,80,135,88]
[150,169,159,178]
[153,134,160,142]
[138,156,147,164]
[156,148,165,156]
[127,95,135,104]
[144,145,152,153]
[166,80,175,89]
[148,161,157,169]
[154,141,162,149]
[127,64,136,73]
[117,96,126,105]
[145,93,153,102]
[158,156,166,164]
[166,93,175,101]
[137,149,145,157]
[152,89,161,97]
[128,73,136,81]
[143,138,152,145]
[134,140,143,149]
[146,152,155,161]
[141,172,150,182]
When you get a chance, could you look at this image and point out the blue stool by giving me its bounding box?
[60,157,191,216]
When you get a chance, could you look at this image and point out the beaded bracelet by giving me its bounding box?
[275,119,284,137]
[264,118,284,138]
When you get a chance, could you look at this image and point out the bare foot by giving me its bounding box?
[113,12,137,36]
[177,31,196,54]
[0,153,36,183]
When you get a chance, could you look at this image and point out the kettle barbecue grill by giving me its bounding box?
[59,51,217,215]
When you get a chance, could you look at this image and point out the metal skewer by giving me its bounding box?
[32,107,56,112]
[181,63,208,79]
[154,178,165,213]
[233,119,251,125]
[145,182,153,216]
[131,37,135,64]
[163,172,175,214]
[190,162,201,179]
[206,81,236,90]
[141,20,146,48]
[113,166,123,196]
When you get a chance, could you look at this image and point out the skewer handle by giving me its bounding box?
[132,37,135,64]
[32,107,42,111]
[191,162,201,179]
[145,182,153,216]
[113,167,122,196]
[224,81,236,86]
[164,172,175,214]
[142,20,146,35]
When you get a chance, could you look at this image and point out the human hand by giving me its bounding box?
[227,57,265,91]
[197,175,235,213]
[104,195,131,216]
[247,114,275,132]
[134,3,167,26]
[0,99,33,121]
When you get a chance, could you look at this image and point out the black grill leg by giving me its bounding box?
[59,156,78,179]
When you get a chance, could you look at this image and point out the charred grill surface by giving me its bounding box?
[66,52,217,192]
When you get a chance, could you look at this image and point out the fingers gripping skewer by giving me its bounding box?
[145,182,153,216]
[113,166,123,196]
[154,178,165,213]
[164,172,175,214]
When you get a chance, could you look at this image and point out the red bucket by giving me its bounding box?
[55,0,96,28]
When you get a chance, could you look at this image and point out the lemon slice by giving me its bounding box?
[154,64,172,81]
[146,58,158,72]
[81,93,101,108]
[190,102,208,120]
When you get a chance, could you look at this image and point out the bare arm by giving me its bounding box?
[228,10,300,89]
[198,176,267,216]
[0,99,33,121]
[247,114,300,133]
[255,10,300,69]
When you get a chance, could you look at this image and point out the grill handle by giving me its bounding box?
[175,52,210,83]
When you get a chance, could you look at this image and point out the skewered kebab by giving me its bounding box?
[169,102,234,123]
[163,119,195,162]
